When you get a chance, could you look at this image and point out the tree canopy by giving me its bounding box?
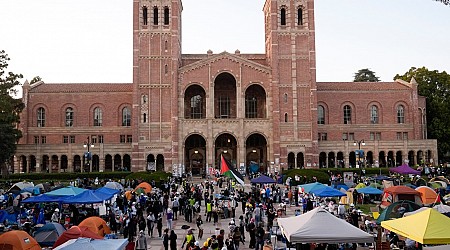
[394,67,450,161]
[353,68,380,82]
[0,50,24,177]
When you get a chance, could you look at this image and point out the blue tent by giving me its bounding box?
[251,175,276,184]
[0,209,19,224]
[333,184,349,191]
[95,187,120,196]
[311,186,346,197]
[374,175,393,181]
[299,182,327,193]
[45,186,87,196]
[21,194,65,203]
[63,190,108,204]
[356,187,383,195]
[34,222,66,246]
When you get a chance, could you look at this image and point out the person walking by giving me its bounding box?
[157,213,163,237]
[163,228,169,250]
[255,222,265,250]
[169,230,178,250]
[181,229,196,250]
[196,214,204,239]
[146,212,155,237]
[135,230,147,250]
[167,208,173,230]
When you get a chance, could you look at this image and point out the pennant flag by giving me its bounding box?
[220,154,245,185]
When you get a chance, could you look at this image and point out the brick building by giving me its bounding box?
[13,0,437,174]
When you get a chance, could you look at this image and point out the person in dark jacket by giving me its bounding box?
[170,230,178,250]
[163,228,169,250]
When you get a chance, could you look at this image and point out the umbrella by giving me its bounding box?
[54,237,128,250]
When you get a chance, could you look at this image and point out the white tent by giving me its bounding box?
[277,207,374,244]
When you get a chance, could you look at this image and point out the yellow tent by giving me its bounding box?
[381,208,450,244]
[355,183,366,189]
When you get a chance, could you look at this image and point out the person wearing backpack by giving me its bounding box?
[255,222,265,250]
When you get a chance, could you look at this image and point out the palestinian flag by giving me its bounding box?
[220,154,245,185]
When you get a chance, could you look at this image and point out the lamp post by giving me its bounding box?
[353,139,365,179]
[83,136,94,172]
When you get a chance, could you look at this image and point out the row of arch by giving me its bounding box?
[280,5,304,26]
[318,103,408,125]
[35,106,131,128]
[142,6,169,26]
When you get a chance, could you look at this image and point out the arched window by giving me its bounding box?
[370,105,378,124]
[190,95,203,119]
[284,113,288,122]
[164,7,169,25]
[284,93,288,103]
[143,6,148,25]
[37,107,45,127]
[280,8,286,26]
[153,7,158,25]
[397,105,405,124]
[245,96,257,118]
[143,113,147,123]
[65,107,74,127]
[318,105,325,124]
[343,105,352,124]
[297,7,303,25]
[122,107,131,126]
[93,107,103,126]
[164,40,168,51]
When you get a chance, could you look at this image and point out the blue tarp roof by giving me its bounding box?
[45,186,87,196]
[251,175,276,184]
[64,190,110,204]
[95,187,120,196]
[311,186,346,197]
[299,182,327,193]
[21,194,64,203]
[356,187,383,195]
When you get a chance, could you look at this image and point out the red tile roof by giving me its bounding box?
[316,81,411,91]
[29,82,132,93]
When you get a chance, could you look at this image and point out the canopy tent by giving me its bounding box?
[376,200,422,225]
[416,186,438,205]
[34,222,66,247]
[332,183,349,191]
[356,187,383,195]
[381,208,450,244]
[95,187,120,196]
[389,163,421,175]
[54,237,128,250]
[134,182,152,194]
[45,186,87,196]
[374,175,393,181]
[22,194,65,203]
[0,230,41,250]
[78,216,111,237]
[250,175,276,184]
[63,190,110,204]
[104,181,124,191]
[381,185,422,208]
[310,186,346,197]
[278,207,374,243]
[299,182,327,193]
[53,226,103,248]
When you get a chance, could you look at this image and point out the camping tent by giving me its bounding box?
[54,237,128,250]
[104,181,124,191]
[381,185,422,208]
[389,163,421,175]
[376,200,421,225]
[416,186,438,205]
[34,222,66,247]
[250,175,276,184]
[8,182,34,194]
[381,208,450,244]
[0,230,41,250]
[45,186,87,196]
[78,216,111,237]
[134,182,152,193]
[277,207,374,243]
[310,186,346,197]
[53,226,103,248]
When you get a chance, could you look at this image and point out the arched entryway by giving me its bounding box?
[215,133,237,168]
[147,154,156,171]
[288,153,295,169]
[51,155,58,173]
[245,133,267,173]
[61,155,68,172]
[42,155,49,173]
[185,134,207,175]
[297,153,304,169]
[105,154,113,172]
[92,155,99,172]
[319,152,327,168]
[349,152,356,168]
[337,152,344,168]
[408,151,415,166]
[366,151,374,166]
[387,151,394,167]
[73,155,81,172]
[396,151,403,166]
[156,154,164,171]
[29,155,37,172]
[123,154,131,171]
[328,152,335,168]
[379,151,386,167]
[417,150,424,165]
[214,73,237,119]
[20,155,27,173]
[114,154,122,171]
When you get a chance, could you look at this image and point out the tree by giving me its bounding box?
[0,50,24,177]
[394,67,450,161]
[30,76,42,84]
[435,0,450,6]
[353,68,380,82]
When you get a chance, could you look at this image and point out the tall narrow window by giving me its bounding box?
[65,107,74,127]
[397,105,405,124]
[164,7,169,25]
[284,113,288,122]
[297,7,303,25]
[280,8,286,26]
[143,6,148,25]
[370,105,378,124]
[317,105,325,124]
[343,105,352,124]
[245,96,257,118]
[190,95,203,119]
[122,107,131,126]
[219,96,230,118]
[93,107,103,127]
[164,40,168,51]
[37,107,45,127]
[284,93,288,103]
[143,113,147,123]
[153,7,158,25]
[164,64,168,74]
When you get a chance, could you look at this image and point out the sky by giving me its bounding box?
[0,0,449,87]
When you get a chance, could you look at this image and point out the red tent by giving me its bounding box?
[381,185,422,208]
[53,226,103,248]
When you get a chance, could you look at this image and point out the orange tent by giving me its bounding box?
[125,190,133,200]
[0,230,41,250]
[78,216,111,237]
[381,185,422,208]
[53,226,103,248]
[416,186,438,205]
[134,182,152,193]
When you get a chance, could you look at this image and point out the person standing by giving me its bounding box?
[255,223,265,250]
[135,230,147,250]
[147,212,155,237]
[157,213,163,237]
[51,208,60,223]
[247,218,256,249]
[196,215,204,239]
[169,230,178,250]
[163,228,169,250]
[167,208,173,230]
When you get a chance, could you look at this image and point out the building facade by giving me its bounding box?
[13,0,437,174]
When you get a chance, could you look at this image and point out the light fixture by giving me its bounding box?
[223,150,228,153]
[252,149,256,153]
[227,139,231,143]
[194,150,198,154]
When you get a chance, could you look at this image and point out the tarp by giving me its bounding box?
[95,187,119,196]
[53,226,103,248]
[381,185,422,208]
[63,190,108,204]
[416,186,438,205]
[250,175,276,184]
[299,182,327,193]
[356,187,383,195]
[45,186,87,196]
[34,222,66,246]
[389,163,421,175]
[278,207,374,243]
[78,216,111,237]
[381,208,450,244]
[21,194,65,203]
[54,237,128,250]
[310,186,346,197]
[0,230,41,250]
[104,182,124,191]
